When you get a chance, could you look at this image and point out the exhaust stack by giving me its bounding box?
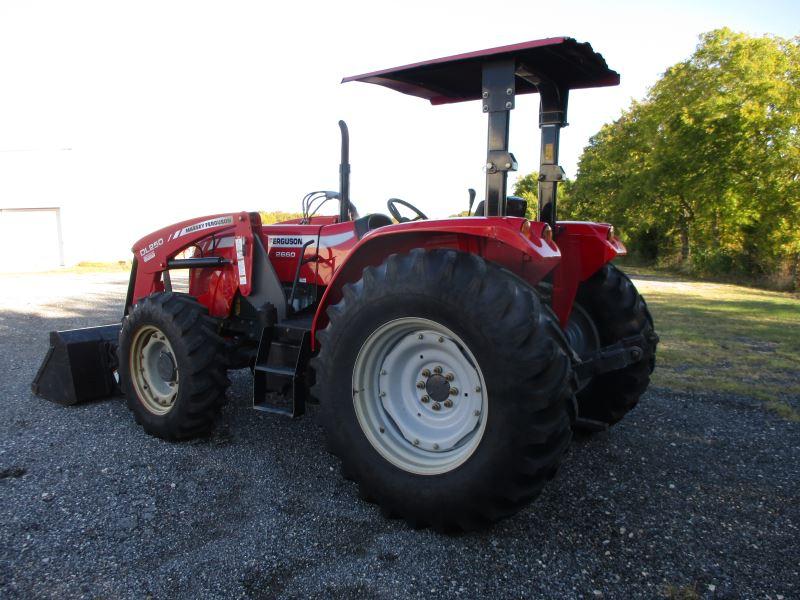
[338,120,351,223]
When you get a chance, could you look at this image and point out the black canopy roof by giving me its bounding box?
[342,37,619,105]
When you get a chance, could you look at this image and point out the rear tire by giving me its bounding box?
[313,249,575,531]
[574,264,657,425]
[118,292,230,440]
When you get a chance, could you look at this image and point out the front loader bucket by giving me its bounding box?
[31,324,122,406]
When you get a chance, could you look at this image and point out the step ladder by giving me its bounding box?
[253,320,311,418]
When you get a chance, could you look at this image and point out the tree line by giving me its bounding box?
[516,28,800,290]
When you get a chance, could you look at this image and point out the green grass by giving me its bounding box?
[625,266,800,421]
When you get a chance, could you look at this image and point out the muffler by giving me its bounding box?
[31,324,122,405]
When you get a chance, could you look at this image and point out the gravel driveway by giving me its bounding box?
[1,270,798,599]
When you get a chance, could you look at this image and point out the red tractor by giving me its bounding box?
[33,37,657,531]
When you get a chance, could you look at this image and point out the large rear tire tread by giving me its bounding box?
[575,264,657,425]
[118,292,231,440]
[312,249,575,532]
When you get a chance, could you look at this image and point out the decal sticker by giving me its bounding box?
[319,231,356,247]
[170,216,234,241]
[235,236,247,287]
[138,238,163,261]
[268,235,317,248]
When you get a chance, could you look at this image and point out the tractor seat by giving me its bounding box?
[472,196,527,218]
[353,213,393,238]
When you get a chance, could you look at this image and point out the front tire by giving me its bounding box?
[313,249,575,531]
[118,292,230,440]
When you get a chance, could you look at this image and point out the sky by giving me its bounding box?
[0,0,798,261]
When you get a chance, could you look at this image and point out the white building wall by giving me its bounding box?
[0,149,118,269]
[0,148,204,270]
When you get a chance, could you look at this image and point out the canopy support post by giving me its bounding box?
[532,78,569,228]
[482,60,518,217]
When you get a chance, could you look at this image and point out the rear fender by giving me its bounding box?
[128,212,260,316]
[310,217,560,349]
[551,221,626,327]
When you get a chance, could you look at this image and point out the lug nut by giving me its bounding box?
[413,439,420,446]
[380,369,387,375]
[438,336,444,343]
[474,410,481,416]
[434,366,443,374]
[445,372,454,381]
[422,368,431,377]
[449,388,458,396]
[432,402,441,411]
[444,399,453,408]
[418,333,424,340]
[433,443,440,450]
[379,391,386,397]
[475,386,482,393]
[416,381,425,389]
[421,395,430,403]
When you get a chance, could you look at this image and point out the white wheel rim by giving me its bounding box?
[130,325,179,415]
[352,317,488,476]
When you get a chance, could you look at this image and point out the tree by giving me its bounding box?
[512,171,573,220]
[259,211,303,224]
[569,28,800,286]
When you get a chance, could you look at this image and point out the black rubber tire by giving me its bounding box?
[312,249,575,531]
[574,264,657,425]
[118,292,230,440]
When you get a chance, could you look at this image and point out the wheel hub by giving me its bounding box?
[129,325,180,415]
[156,351,177,382]
[352,318,488,476]
[424,374,450,402]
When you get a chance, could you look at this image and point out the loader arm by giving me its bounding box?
[128,211,260,310]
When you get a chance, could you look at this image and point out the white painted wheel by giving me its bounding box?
[129,325,179,415]
[352,317,488,476]
[316,249,575,530]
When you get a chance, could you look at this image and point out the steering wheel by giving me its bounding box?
[387,198,427,223]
